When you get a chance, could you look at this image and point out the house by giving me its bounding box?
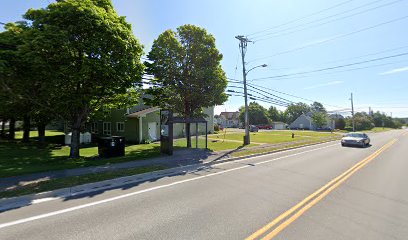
[272,122,286,130]
[289,112,335,130]
[218,111,240,128]
[88,103,214,144]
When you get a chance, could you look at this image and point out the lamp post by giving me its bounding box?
[242,64,267,145]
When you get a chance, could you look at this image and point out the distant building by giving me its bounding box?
[289,112,335,130]
[271,122,286,130]
[217,111,240,128]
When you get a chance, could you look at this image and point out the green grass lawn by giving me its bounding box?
[210,130,337,144]
[230,138,335,158]
[0,131,165,178]
[0,130,339,178]
[1,130,249,178]
[0,142,163,178]
[174,137,258,151]
[14,130,64,139]
[367,127,394,133]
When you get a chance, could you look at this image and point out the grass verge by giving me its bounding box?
[230,137,341,158]
[366,127,394,133]
[174,137,259,151]
[0,165,165,199]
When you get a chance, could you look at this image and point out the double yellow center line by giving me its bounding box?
[246,138,398,240]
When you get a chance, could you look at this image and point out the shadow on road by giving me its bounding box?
[0,148,220,213]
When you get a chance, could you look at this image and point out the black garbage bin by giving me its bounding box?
[112,136,125,157]
[98,137,114,158]
[98,136,125,158]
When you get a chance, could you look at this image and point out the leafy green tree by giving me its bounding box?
[23,0,144,157]
[1,22,60,144]
[268,106,285,122]
[311,112,327,128]
[284,102,311,124]
[310,101,326,113]
[0,23,28,140]
[371,111,401,128]
[145,24,228,148]
[335,118,346,130]
[353,112,374,130]
[239,102,270,125]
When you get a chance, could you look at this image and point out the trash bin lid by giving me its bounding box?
[99,137,113,140]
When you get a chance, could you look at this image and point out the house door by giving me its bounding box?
[148,122,157,140]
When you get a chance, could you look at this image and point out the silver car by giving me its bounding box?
[341,132,370,147]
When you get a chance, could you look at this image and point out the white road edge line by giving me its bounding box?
[0,142,338,230]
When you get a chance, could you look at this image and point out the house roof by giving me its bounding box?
[170,117,207,123]
[126,107,160,118]
[220,111,240,120]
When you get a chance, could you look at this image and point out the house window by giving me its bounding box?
[91,122,98,134]
[103,122,111,136]
[116,122,125,132]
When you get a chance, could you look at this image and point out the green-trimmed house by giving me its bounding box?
[89,104,214,144]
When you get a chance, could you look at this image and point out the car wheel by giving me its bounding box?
[341,143,345,147]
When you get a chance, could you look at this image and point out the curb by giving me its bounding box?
[0,138,339,212]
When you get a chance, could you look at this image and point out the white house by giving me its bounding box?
[217,111,240,128]
[289,112,335,130]
[272,122,286,130]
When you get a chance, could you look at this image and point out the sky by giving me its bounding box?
[1,0,408,117]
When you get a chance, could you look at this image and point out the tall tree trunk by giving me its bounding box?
[69,127,81,158]
[185,122,191,148]
[69,108,88,158]
[8,117,15,140]
[0,120,5,138]
[22,115,31,143]
[38,123,46,146]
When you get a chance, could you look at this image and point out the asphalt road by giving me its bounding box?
[1,130,407,240]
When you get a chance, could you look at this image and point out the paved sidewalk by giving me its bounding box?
[0,138,338,191]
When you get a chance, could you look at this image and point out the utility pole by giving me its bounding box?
[350,93,355,132]
[236,35,252,145]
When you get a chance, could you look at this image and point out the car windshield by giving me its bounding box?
[346,133,365,138]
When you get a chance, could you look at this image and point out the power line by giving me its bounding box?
[251,58,408,81]
[226,92,289,107]
[249,96,291,107]
[228,84,294,104]
[252,0,401,41]
[255,59,408,81]
[247,82,346,109]
[239,45,408,73]
[249,14,408,62]
[227,77,346,109]
[251,52,408,81]
[246,0,355,37]
[228,79,346,109]
[246,84,295,104]
[321,45,408,65]
[227,87,292,106]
